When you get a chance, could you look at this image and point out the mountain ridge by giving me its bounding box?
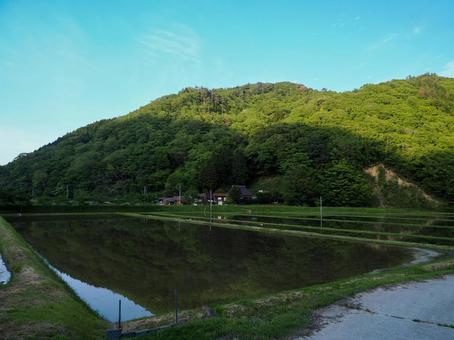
[1,74,453,207]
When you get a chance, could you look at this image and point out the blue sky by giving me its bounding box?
[0,0,453,165]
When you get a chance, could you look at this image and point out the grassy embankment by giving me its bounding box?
[0,217,107,339]
[123,254,454,339]
[137,212,454,244]
[121,212,454,251]
[149,204,454,217]
[139,204,454,248]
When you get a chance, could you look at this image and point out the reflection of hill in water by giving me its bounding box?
[12,216,409,314]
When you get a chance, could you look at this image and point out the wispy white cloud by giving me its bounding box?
[331,15,361,29]
[367,26,423,52]
[440,60,454,77]
[412,26,422,35]
[136,24,201,63]
[367,33,399,51]
[331,21,345,29]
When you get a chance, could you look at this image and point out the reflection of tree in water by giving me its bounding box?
[13,216,409,314]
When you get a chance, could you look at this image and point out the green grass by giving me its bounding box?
[121,212,454,251]
[0,217,107,339]
[220,213,454,228]
[136,258,454,339]
[150,205,454,217]
[143,212,454,245]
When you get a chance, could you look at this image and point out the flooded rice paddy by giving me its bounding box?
[7,213,415,322]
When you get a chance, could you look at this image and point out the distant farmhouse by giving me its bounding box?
[159,185,253,205]
[233,185,253,201]
[158,196,181,205]
[214,192,228,204]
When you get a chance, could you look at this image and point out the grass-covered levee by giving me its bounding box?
[0,217,107,338]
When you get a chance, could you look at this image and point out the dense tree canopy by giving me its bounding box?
[0,74,453,207]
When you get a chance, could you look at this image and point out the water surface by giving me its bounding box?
[46,259,152,322]
[10,215,411,321]
[0,254,11,285]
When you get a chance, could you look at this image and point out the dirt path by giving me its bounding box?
[295,275,454,340]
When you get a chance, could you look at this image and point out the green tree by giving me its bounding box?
[320,161,371,207]
[228,186,242,204]
[282,165,318,205]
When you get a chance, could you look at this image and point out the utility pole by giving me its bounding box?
[178,184,182,205]
[175,289,179,324]
[66,185,69,200]
[117,299,122,329]
[320,196,323,228]
[209,188,213,222]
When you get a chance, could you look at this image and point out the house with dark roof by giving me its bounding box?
[231,185,253,201]
[213,192,228,205]
[198,186,252,204]
[198,192,228,205]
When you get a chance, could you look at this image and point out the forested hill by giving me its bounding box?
[1,74,453,207]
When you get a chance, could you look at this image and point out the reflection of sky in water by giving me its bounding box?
[48,263,152,322]
[0,255,11,284]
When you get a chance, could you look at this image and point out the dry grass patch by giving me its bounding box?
[423,259,454,271]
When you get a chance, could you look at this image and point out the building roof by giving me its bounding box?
[214,192,227,196]
[160,196,180,202]
[233,185,252,197]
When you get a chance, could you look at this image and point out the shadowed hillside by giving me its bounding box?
[0,74,453,207]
